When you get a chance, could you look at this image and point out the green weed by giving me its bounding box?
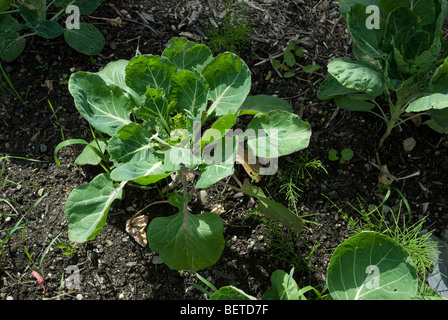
[327,188,440,284]
[203,0,254,54]
[278,152,327,212]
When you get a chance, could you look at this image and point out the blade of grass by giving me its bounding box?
[48,100,65,140]
[0,62,23,102]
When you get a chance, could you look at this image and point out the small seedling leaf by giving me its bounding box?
[302,64,322,74]
[340,148,354,161]
[328,149,339,161]
[64,22,105,56]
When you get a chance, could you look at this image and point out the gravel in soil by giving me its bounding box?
[1,0,447,300]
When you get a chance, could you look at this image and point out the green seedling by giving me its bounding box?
[55,37,312,271]
[56,242,78,255]
[0,0,105,62]
[328,148,354,164]
[194,267,328,300]
[0,61,22,102]
[204,0,254,54]
[318,0,448,148]
[272,39,322,78]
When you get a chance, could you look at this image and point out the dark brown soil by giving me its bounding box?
[1,0,447,303]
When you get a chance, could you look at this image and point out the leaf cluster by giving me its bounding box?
[0,0,104,62]
[272,39,322,78]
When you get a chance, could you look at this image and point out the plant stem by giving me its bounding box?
[0,9,19,15]
[378,101,403,149]
[180,164,189,236]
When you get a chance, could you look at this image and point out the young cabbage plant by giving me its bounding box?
[318,0,448,148]
[57,37,312,271]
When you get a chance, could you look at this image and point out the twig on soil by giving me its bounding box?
[123,18,159,36]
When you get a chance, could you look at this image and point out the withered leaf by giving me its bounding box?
[125,215,149,247]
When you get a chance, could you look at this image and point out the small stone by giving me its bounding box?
[76,294,83,300]
[40,144,47,153]
[152,255,163,265]
[403,137,416,152]
[318,1,331,11]
[198,190,208,205]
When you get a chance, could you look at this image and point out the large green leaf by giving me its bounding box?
[162,37,213,72]
[209,286,257,300]
[19,1,44,24]
[339,0,381,18]
[327,231,418,300]
[0,0,9,11]
[96,59,140,102]
[19,2,63,39]
[34,20,63,39]
[347,3,385,59]
[406,93,448,112]
[196,136,238,189]
[125,54,176,96]
[196,162,235,190]
[380,0,436,25]
[381,7,422,53]
[169,69,209,118]
[429,56,448,94]
[110,160,174,185]
[147,194,225,270]
[68,72,133,136]
[393,33,441,77]
[241,180,303,233]
[202,52,251,117]
[55,0,100,15]
[65,174,126,243]
[0,15,27,33]
[135,87,172,127]
[239,95,293,115]
[246,110,311,158]
[165,147,201,170]
[75,140,107,165]
[327,57,383,97]
[108,122,158,164]
[421,108,448,134]
[317,75,362,100]
[70,0,100,15]
[0,32,26,62]
[334,94,375,111]
[262,269,301,300]
[200,113,238,151]
[63,22,105,56]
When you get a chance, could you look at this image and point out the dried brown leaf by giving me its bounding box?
[125,215,148,247]
[379,165,394,186]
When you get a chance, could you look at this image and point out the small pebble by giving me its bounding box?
[152,255,163,265]
[199,190,208,205]
[76,294,83,300]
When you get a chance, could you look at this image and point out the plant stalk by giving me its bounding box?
[378,101,403,149]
